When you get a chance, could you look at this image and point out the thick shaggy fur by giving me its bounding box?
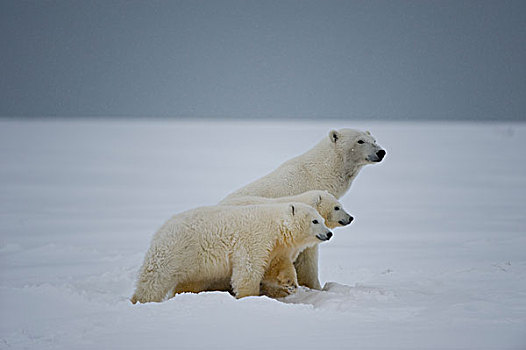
[221,190,353,297]
[131,203,331,303]
[222,129,385,289]
[221,190,353,229]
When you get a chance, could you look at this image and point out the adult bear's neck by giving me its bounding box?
[301,142,364,199]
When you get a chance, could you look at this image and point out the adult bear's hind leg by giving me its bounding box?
[294,246,321,290]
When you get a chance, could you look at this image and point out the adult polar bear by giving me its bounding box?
[221,128,386,289]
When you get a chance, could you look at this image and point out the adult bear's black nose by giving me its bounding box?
[327,232,333,239]
[376,149,386,161]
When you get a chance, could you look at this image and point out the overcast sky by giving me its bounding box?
[1,0,525,120]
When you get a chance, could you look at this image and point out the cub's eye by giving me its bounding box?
[334,206,340,211]
[357,140,365,144]
[312,220,319,224]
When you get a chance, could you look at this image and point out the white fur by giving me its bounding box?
[221,129,385,289]
[131,203,330,303]
[221,190,353,229]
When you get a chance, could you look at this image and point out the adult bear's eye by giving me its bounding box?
[357,140,365,144]
[312,220,319,224]
[334,206,340,211]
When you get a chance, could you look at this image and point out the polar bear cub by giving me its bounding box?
[131,203,332,303]
[221,190,353,298]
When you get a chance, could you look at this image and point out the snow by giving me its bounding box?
[0,119,525,349]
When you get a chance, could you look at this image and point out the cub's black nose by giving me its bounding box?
[338,217,354,226]
[376,149,386,160]
[327,232,333,239]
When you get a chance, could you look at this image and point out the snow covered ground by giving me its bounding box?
[0,119,525,349]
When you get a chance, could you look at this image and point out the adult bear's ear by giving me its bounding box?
[329,130,340,143]
[366,130,371,136]
[290,204,295,216]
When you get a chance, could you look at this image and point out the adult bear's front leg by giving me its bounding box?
[293,246,321,290]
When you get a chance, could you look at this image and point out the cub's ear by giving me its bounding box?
[366,130,371,136]
[329,130,340,143]
[290,204,295,216]
[315,195,322,207]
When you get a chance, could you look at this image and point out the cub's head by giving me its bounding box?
[309,190,353,229]
[329,129,386,166]
[285,203,333,246]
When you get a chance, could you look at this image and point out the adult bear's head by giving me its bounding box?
[329,129,386,166]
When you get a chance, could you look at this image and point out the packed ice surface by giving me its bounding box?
[0,120,525,349]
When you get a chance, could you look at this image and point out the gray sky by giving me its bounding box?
[1,0,525,120]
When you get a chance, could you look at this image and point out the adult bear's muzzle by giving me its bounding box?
[376,149,386,161]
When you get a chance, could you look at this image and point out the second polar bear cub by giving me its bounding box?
[131,203,332,303]
[221,190,353,229]
[222,190,353,297]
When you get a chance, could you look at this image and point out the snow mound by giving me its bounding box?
[281,282,395,311]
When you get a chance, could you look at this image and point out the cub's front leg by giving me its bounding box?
[230,245,267,299]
